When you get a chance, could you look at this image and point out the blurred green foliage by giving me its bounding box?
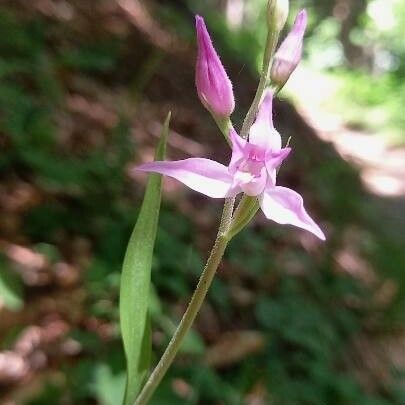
[0,1,404,405]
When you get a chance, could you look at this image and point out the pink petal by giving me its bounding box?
[291,9,307,36]
[259,186,326,240]
[265,147,291,173]
[256,90,274,128]
[137,158,239,198]
[228,128,247,175]
[233,167,268,196]
[249,90,282,151]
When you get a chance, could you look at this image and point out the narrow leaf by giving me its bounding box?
[120,113,171,405]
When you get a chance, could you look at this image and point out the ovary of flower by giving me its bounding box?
[137,91,325,241]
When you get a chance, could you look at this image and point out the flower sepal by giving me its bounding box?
[227,195,260,240]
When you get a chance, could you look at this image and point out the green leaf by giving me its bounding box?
[92,362,126,405]
[120,113,171,405]
[0,264,24,311]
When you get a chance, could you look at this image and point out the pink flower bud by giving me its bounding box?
[270,9,307,89]
[195,15,235,118]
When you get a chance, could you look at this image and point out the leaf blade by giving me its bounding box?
[120,113,171,405]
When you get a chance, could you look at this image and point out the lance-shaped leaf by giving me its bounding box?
[120,113,171,405]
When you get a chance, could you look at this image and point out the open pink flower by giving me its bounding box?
[138,91,325,240]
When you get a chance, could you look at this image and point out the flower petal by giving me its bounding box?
[234,167,268,196]
[259,186,325,240]
[249,90,282,151]
[265,147,291,173]
[137,158,239,198]
[228,128,247,175]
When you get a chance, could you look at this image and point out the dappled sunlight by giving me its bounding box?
[147,121,206,157]
[0,241,80,290]
[362,170,405,197]
[334,227,377,285]
[204,331,266,368]
[286,65,405,198]
[33,0,74,21]
[225,0,245,29]
[0,320,75,387]
[66,94,119,129]
[117,0,188,53]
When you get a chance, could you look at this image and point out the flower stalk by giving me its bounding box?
[239,15,281,139]
[213,116,234,145]
[133,199,234,405]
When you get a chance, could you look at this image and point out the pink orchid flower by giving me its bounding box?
[137,91,325,241]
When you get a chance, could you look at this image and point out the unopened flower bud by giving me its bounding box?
[270,9,307,89]
[267,0,289,33]
[195,15,235,118]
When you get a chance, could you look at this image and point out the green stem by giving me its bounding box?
[133,198,235,405]
[239,29,278,139]
[213,116,233,145]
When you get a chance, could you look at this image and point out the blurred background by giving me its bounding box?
[0,0,404,403]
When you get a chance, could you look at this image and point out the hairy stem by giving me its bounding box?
[213,116,234,145]
[133,198,235,405]
[240,29,278,139]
